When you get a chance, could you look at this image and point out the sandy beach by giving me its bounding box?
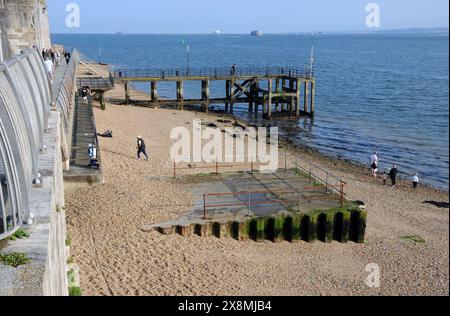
[64,81,449,296]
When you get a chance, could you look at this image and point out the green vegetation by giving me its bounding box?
[69,286,82,296]
[401,235,426,244]
[67,268,82,296]
[8,229,30,241]
[0,252,31,267]
[65,236,72,247]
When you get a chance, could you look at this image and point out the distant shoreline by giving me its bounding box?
[51,27,449,36]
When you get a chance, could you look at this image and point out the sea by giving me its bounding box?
[52,32,449,190]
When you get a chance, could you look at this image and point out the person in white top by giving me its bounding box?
[370,152,379,177]
[413,173,419,189]
[44,57,54,83]
[55,50,61,67]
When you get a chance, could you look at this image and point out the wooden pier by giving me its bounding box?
[113,66,316,118]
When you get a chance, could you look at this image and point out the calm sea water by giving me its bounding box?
[52,33,449,190]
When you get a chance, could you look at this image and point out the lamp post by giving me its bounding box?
[186,44,191,73]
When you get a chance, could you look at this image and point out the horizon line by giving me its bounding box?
[51,27,449,36]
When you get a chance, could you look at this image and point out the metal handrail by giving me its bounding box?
[76,77,114,89]
[202,185,342,220]
[114,66,313,79]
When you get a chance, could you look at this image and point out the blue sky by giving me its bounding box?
[48,0,449,34]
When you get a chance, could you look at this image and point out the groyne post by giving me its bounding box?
[202,79,210,112]
[177,80,184,110]
[151,80,158,103]
[124,81,130,104]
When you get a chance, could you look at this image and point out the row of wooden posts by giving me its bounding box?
[123,76,315,118]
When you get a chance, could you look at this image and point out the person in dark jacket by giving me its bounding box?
[137,136,149,161]
[388,164,399,187]
[64,51,71,64]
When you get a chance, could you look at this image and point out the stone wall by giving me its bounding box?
[0,0,51,61]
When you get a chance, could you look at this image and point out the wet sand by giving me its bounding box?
[64,79,449,296]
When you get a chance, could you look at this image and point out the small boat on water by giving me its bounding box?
[251,30,263,37]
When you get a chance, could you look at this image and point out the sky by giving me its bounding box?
[47,0,450,34]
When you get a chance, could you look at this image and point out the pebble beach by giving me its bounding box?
[64,82,449,296]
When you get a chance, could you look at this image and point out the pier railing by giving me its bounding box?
[54,49,78,133]
[114,66,313,80]
[76,76,114,90]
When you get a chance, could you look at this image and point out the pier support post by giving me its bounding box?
[296,79,301,116]
[202,79,210,113]
[151,80,158,103]
[230,78,235,113]
[225,80,230,113]
[310,80,315,116]
[267,79,273,118]
[177,80,184,110]
[289,79,295,114]
[248,83,254,113]
[304,81,309,115]
[275,79,280,110]
[124,81,130,104]
[99,92,106,111]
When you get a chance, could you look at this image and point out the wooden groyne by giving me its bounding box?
[113,66,316,118]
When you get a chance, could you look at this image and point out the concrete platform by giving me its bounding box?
[142,170,367,243]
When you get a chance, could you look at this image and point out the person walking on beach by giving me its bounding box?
[137,136,149,161]
[389,164,399,187]
[413,173,419,189]
[370,152,379,177]
[382,169,388,186]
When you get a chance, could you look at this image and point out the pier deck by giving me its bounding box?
[113,66,316,118]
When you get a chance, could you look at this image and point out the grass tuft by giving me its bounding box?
[8,229,30,241]
[401,235,426,244]
[0,252,31,267]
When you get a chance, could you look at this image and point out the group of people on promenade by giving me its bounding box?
[42,48,72,65]
[370,152,420,189]
[42,48,72,83]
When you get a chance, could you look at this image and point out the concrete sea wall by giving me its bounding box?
[0,48,75,296]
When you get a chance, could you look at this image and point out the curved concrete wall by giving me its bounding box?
[0,48,51,239]
[1,47,73,296]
